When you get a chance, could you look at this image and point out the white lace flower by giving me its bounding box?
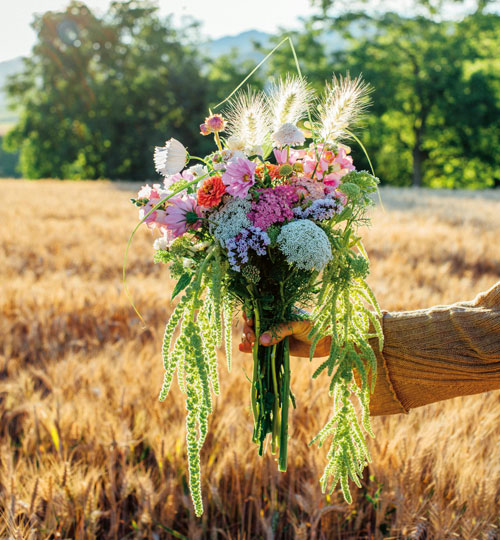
[272,123,305,147]
[277,219,332,271]
[210,198,252,246]
[154,138,187,176]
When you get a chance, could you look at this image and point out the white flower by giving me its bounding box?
[187,164,207,177]
[154,138,187,176]
[191,240,211,252]
[246,144,263,156]
[226,135,246,151]
[153,231,174,251]
[182,258,195,269]
[272,123,305,147]
[277,219,332,271]
[210,198,252,246]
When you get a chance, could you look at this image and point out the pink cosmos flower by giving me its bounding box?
[140,203,168,231]
[164,195,202,238]
[222,157,257,198]
[163,170,194,189]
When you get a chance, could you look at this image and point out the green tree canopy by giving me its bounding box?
[264,9,500,187]
[4,1,212,179]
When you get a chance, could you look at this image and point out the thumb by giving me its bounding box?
[259,320,310,346]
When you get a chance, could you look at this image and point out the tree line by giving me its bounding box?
[3,0,500,187]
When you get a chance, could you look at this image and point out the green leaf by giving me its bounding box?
[172,273,193,301]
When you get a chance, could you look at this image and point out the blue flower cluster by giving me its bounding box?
[293,194,344,221]
[226,226,271,271]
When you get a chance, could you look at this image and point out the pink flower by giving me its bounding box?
[200,123,211,136]
[164,195,202,238]
[247,188,295,230]
[273,148,288,165]
[205,114,226,133]
[163,170,194,189]
[334,146,355,171]
[273,148,303,165]
[137,183,164,200]
[323,173,342,188]
[291,176,326,201]
[222,158,257,198]
[140,203,168,231]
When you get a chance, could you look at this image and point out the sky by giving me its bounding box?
[0,0,318,63]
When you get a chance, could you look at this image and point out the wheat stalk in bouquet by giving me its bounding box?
[125,39,382,517]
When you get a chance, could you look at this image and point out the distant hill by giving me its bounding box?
[204,30,272,62]
[0,25,363,128]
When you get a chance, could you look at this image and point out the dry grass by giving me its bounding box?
[0,179,499,539]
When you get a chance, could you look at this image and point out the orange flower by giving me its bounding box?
[255,163,281,180]
[197,175,227,208]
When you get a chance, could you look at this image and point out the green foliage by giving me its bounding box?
[264,11,500,188]
[305,170,382,501]
[171,273,193,300]
[4,1,209,179]
[0,137,20,177]
[333,12,500,188]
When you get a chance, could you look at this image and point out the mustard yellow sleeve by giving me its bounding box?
[369,282,500,416]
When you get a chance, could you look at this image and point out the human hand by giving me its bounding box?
[238,313,332,358]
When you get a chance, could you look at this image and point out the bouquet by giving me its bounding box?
[128,73,382,516]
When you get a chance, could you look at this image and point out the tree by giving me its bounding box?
[332,12,500,187]
[4,1,210,180]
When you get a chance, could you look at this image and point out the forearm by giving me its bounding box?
[368,282,500,416]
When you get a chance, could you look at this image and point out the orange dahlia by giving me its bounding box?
[197,175,227,208]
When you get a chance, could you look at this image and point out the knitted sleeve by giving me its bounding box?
[368,282,500,416]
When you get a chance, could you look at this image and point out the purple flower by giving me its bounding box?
[226,226,271,271]
[247,187,297,230]
[294,193,344,221]
[222,158,257,198]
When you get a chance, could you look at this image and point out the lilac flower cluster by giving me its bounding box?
[247,188,296,230]
[293,194,344,221]
[226,226,271,271]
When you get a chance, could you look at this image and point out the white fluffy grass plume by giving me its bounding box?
[224,89,271,152]
[267,75,315,131]
[318,74,371,142]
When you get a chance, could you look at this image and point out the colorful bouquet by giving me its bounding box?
[128,73,382,516]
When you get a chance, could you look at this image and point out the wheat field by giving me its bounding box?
[0,179,499,539]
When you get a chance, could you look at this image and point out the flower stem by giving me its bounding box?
[278,337,290,472]
[251,301,261,442]
[270,343,279,454]
[214,132,223,152]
